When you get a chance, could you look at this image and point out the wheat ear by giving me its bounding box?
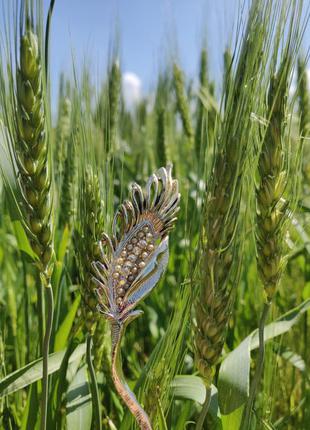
[173,63,194,144]
[15,29,54,274]
[194,0,275,399]
[76,166,104,333]
[297,58,310,185]
[241,62,292,430]
[256,73,289,301]
[75,165,106,429]
[13,19,55,430]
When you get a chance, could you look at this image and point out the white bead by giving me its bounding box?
[138,240,147,248]
[133,246,141,256]
[124,261,133,268]
[128,254,137,262]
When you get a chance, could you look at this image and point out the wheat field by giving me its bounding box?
[0,1,310,429]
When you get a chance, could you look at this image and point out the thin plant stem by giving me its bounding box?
[195,386,212,430]
[40,282,54,430]
[45,0,56,81]
[22,258,30,364]
[241,302,271,430]
[156,393,168,430]
[302,249,309,426]
[54,336,80,429]
[51,270,65,348]
[86,335,102,430]
[37,273,45,355]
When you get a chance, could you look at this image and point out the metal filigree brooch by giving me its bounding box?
[91,165,180,430]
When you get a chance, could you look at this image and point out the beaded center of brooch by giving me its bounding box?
[112,223,156,308]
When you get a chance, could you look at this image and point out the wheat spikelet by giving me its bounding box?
[58,127,75,229]
[93,317,111,371]
[156,107,167,167]
[173,63,194,143]
[223,48,233,110]
[256,69,289,301]
[195,49,217,161]
[58,140,75,228]
[195,165,238,379]
[76,166,104,333]
[74,163,111,392]
[0,12,58,430]
[195,49,208,158]
[194,0,273,386]
[194,89,246,385]
[55,94,72,182]
[12,25,53,275]
[75,164,110,378]
[298,58,310,139]
[154,75,170,168]
[297,58,310,185]
[107,60,121,154]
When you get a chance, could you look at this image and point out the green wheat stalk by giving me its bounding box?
[0,3,56,427]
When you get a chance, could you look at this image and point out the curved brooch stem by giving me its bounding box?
[111,317,152,430]
[92,165,180,429]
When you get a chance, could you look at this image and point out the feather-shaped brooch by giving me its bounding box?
[92,165,180,430]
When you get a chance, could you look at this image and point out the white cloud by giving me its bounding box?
[122,72,142,108]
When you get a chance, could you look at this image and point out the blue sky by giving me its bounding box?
[49,0,240,106]
[1,1,309,109]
